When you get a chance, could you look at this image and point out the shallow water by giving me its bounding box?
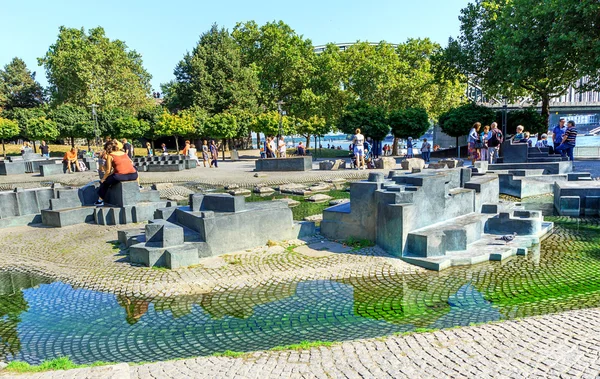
[1,216,600,365]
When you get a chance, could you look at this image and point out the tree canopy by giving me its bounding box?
[388,108,430,140]
[338,101,390,141]
[438,103,495,138]
[39,26,152,111]
[0,58,44,111]
[162,24,259,115]
[441,0,599,126]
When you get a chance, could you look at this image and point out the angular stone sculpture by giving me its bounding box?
[400,158,425,171]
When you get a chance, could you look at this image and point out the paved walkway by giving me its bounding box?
[4,307,600,378]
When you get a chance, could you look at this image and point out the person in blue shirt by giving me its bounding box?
[554,120,577,161]
[552,118,566,149]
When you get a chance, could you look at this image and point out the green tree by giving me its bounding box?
[506,108,547,137]
[48,104,93,146]
[0,58,44,111]
[251,111,293,142]
[4,107,46,137]
[23,116,59,153]
[163,24,259,115]
[388,108,430,145]
[39,26,152,111]
[293,115,329,149]
[338,101,390,142]
[137,104,164,148]
[442,0,586,127]
[112,115,149,140]
[438,102,495,157]
[233,21,315,110]
[0,117,19,157]
[204,112,238,160]
[155,111,195,153]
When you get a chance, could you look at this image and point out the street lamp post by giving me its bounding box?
[502,96,508,137]
[277,100,285,140]
[90,104,100,148]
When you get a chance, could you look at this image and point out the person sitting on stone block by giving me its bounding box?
[63,147,80,174]
[95,139,139,207]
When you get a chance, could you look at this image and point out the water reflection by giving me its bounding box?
[0,218,600,365]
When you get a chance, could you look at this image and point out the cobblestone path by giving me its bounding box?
[4,307,600,378]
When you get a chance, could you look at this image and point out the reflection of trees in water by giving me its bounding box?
[115,282,299,323]
[0,271,51,361]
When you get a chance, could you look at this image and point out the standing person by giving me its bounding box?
[146,142,153,157]
[555,120,577,162]
[63,147,80,173]
[94,140,138,207]
[201,140,209,167]
[468,122,482,165]
[487,122,503,164]
[480,125,491,162]
[278,137,286,158]
[209,140,219,168]
[40,140,50,159]
[406,137,414,158]
[297,142,305,156]
[122,139,134,159]
[552,118,567,151]
[269,137,277,159]
[420,138,431,163]
[161,143,168,156]
[352,128,365,170]
[21,141,32,155]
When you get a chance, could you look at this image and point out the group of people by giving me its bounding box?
[468,118,578,165]
[260,136,287,159]
[467,122,505,164]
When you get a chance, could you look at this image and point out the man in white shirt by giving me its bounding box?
[352,128,366,170]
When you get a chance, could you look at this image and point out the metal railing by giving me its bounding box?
[574,146,600,158]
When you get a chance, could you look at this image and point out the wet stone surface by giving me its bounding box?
[2,216,600,368]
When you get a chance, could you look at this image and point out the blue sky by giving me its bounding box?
[0,0,468,91]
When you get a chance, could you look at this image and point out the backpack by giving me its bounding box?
[488,129,504,147]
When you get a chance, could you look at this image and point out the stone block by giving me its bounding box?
[39,163,64,176]
[559,196,581,216]
[307,194,332,203]
[118,229,144,248]
[255,156,313,171]
[78,183,100,206]
[129,244,166,267]
[374,157,396,170]
[104,181,140,207]
[0,192,19,218]
[253,186,275,194]
[400,158,425,171]
[201,194,245,212]
[584,196,600,216]
[0,161,26,175]
[145,220,185,248]
[15,190,40,216]
[165,245,199,269]
[568,172,592,181]
[138,189,161,203]
[41,207,96,227]
[319,159,344,170]
[154,206,178,222]
[185,159,197,169]
[439,159,464,169]
[152,183,173,191]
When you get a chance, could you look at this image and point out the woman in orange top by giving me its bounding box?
[95,139,138,207]
[63,147,80,173]
[181,140,190,156]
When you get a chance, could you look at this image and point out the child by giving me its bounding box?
[522,131,533,147]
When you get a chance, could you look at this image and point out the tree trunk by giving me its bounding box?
[456,136,460,158]
[87,139,91,152]
[222,139,226,161]
[541,94,551,134]
[71,137,75,148]
[2,139,5,158]
[392,137,399,156]
[33,141,37,154]
[256,132,261,150]
[305,135,311,149]
[174,136,179,155]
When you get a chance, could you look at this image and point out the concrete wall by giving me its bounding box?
[255,157,313,171]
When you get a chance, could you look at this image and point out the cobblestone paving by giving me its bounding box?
[0,223,420,298]
[4,307,600,378]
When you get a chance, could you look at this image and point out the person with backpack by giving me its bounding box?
[487,122,504,164]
